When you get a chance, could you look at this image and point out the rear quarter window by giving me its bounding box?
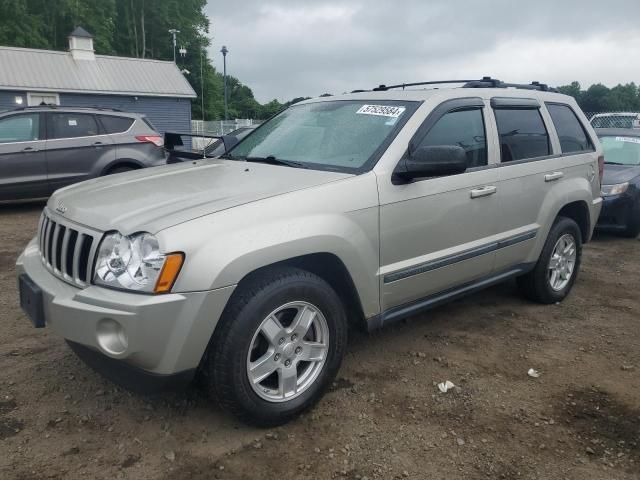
[99,115,134,134]
[546,104,593,154]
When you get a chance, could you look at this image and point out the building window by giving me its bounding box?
[27,92,60,107]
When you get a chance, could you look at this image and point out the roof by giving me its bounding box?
[69,26,93,38]
[594,128,640,137]
[0,46,197,98]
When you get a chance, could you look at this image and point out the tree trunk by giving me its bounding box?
[140,0,146,58]
[131,0,139,57]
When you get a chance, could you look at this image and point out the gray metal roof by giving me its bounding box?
[0,46,197,98]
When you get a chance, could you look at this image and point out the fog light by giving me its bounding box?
[96,318,128,355]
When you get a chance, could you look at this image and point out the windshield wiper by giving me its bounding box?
[245,155,307,169]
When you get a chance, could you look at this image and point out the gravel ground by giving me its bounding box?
[0,202,639,480]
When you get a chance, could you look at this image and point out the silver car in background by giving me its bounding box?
[0,106,166,201]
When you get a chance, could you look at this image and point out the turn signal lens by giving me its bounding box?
[154,253,184,293]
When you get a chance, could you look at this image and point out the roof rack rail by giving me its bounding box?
[372,76,559,93]
[373,80,478,91]
[10,105,124,112]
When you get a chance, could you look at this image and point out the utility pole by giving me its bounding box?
[168,28,180,63]
[221,45,229,121]
[201,43,205,122]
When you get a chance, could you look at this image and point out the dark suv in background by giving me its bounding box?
[0,106,166,201]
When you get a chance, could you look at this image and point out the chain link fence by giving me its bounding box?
[191,119,262,136]
[190,119,263,152]
[584,112,640,129]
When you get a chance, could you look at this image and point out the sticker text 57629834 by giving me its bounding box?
[356,105,406,118]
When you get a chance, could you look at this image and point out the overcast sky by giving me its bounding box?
[205,0,640,103]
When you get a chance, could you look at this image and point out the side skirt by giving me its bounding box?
[367,263,535,331]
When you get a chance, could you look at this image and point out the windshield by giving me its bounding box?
[227,100,418,172]
[591,115,638,129]
[599,135,640,165]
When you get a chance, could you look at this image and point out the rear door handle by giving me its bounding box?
[470,186,497,198]
[544,171,564,182]
[21,146,38,152]
[93,141,104,147]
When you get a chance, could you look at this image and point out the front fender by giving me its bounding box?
[158,173,381,318]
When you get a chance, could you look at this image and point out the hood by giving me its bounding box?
[602,164,640,185]
[48,160,351,234]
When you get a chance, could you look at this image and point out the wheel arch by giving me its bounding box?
[233,253,368,332]
[100,159,144,176]
[556,200,591,243]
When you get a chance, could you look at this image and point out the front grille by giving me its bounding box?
[38,210,100,287]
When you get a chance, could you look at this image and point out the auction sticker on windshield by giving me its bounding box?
[615,136,640,144]
[356,105,406,118]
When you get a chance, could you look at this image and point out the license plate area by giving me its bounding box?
[19,274,45,328]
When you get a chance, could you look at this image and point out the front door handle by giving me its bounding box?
[470,186,497,198]
[544,171,564,182]
[93,141,104,147]
[21,146,38,152]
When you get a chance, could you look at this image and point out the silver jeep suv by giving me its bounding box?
[16,78,603,426]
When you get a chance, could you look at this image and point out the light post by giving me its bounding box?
[221,45,228,121]
[168,29,180,62]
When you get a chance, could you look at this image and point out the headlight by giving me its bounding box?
[601,182,629,197]
[94,232,184,293]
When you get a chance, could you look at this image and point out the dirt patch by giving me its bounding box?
[1,203,640,480]
[558,387,640,470]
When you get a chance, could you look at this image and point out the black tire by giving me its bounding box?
[517,216,582,304]
[203,267,348,427]
[106,166,136,175]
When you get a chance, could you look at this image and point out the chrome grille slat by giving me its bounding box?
[39,216,49,257]
[86,237,99,282]
[44,219,54,264]
[72,234,84,284]
[37,209,101,288]
[51,223,61,273]
[60,228,71,276]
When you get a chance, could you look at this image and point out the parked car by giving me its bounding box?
[594,128,640,237]
[590,112,640,129]
[0,106,166,201]
[17,78,602,426]
[165,126,257,163]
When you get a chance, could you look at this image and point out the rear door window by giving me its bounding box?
[0,114,40,143]
[48,113,99,139]
[494,109,550,162]
[99,115,134,134]
[546,104,593,154]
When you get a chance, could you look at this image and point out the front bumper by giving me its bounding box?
[597,193,636,230]
[16,237,235,383]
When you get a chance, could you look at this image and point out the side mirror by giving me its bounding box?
[221,135,239,152]
[393,145,467,182]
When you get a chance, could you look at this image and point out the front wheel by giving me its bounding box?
[517,216,582,304]
[203,267,347,427]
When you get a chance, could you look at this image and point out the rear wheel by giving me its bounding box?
[517,216,582,304]
[203,267,347,427]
